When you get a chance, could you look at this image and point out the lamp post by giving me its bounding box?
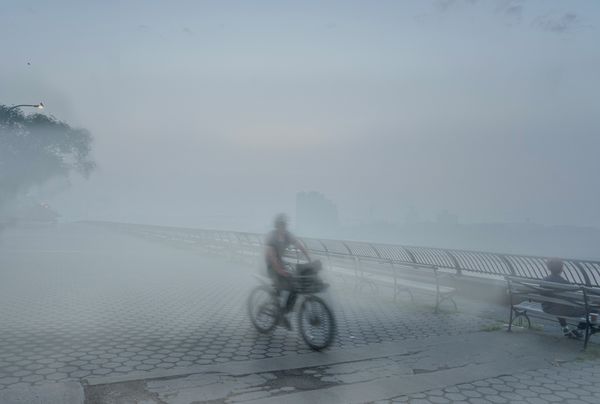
[6,102,44,112]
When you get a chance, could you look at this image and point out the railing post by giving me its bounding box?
[392,261,397,302]
[507,277,514,332]
[500,255,516,276]
[445,251,461,276]
[402,247,417,271]
[434,266,440,313]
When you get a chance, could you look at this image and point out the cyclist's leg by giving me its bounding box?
[285,279,298,313]
[267,266,286,307]
[276,275,296,313]
[285,289,297,313]
[269,274,292,329]
[268,264,296,314]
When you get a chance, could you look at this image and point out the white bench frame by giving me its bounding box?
[323,255,457,313]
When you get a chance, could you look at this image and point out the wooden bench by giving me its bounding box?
[506,276,600,349]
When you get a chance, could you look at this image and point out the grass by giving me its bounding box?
[480,321,545,332]
[576,345,600,361]
[480,322,504,332]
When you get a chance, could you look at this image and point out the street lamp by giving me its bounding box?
[6,102,44,112]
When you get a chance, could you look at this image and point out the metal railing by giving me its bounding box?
[86,221,600,287]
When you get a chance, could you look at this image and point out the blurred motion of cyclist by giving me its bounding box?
[265,213,311,330]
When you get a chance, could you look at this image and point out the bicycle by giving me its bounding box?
[247,260,336,351]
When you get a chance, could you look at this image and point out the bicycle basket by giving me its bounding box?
[294,274,327,293]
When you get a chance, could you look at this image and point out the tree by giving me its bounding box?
[0,105,95,212]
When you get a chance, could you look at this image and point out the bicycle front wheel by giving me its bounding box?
[298,295,336,350]
[248,286,279,334]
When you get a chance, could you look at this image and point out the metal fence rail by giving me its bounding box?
[87,221,600,287]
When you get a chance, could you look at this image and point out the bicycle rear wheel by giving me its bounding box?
[248,286,279,333]
[298,295,336,350]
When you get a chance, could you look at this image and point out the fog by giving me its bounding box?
[2,0,600,253]
[3,3,600,401]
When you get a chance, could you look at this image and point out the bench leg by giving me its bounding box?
[394,285,414,303]
[367,278,379,292]
[584,325,591,350]
[353,274,378,294]
[523,313,531,328]
[511,311,531,330]
[434,294,458,313]
[443,295,458,312]
[509,309,531,331]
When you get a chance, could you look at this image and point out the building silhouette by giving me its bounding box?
[295,191,339,238]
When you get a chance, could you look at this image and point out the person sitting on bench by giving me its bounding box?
[541,258,585,339]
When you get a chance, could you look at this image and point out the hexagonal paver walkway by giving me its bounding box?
[0,223,492,391]
[382,359,600,404]
[82,327,599,403]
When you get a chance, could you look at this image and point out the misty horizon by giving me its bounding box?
[2,0,599,239]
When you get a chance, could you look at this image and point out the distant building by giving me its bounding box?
[296,191,339,237]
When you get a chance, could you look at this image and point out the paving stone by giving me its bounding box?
[486,395,508,403]
[45,372,69,381]
[21,374,44,383]
[409,399,431,404]
[12,370,32,378]
[445,393,467,401]
[530,386,553,394]
[578,395,600,404]
[0,378,19,385]
[579,384,600,393]
[462,389,482,398]
[468,399,492,404]
[513,389,538,398]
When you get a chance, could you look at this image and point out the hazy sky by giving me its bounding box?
[1,0,599,232]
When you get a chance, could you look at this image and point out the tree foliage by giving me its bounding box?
[0,105,95,208]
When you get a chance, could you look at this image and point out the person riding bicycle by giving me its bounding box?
[265,214,311,329]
